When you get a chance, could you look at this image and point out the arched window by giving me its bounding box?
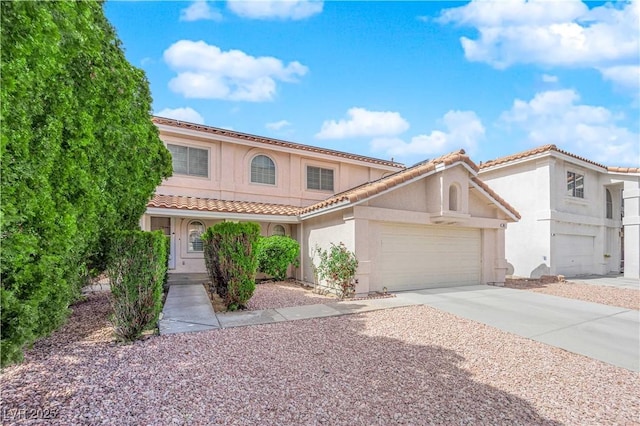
[272,224,286,236]
[449,184,459,211]
[606,189,613,219]
[188,221,205,252]
[251,155,276,185]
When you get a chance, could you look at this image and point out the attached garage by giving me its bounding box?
[554,234,595,276]
[380,224,482,291]
[300,150,521,296]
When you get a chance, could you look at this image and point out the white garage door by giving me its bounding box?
[380,224,481,291]
[555,234,595,276]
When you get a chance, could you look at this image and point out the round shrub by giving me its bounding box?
[256,236,300,281]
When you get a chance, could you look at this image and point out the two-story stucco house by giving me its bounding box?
[478,145,640,280]
[141,117,520,295]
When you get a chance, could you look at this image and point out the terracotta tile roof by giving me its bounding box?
[152,116,403,168]
[479,144,608,170]
[148,194,300,216]
[607,166,640,173]
[470,177,521,220]
[300,150,480,215]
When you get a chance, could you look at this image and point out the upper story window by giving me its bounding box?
[167,144,208,177]
[307,166,334,191]
[567,171,584,198]
[606,189,613,219]
[188,220,205,252]
[251,155,276,185]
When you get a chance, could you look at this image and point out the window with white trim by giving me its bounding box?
[307,166,334,191]
[251,155,276,185]
[167,144,208,177]
[567,171,584,198]
[188,221,205,252]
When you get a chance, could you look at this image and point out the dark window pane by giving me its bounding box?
[251,155,275,184]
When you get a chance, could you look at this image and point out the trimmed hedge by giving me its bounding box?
[1,1,171,366]
[256,236,300,281]
[108,231,167,341]
[203,222,260,310]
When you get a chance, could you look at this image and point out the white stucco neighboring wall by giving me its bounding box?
[480,152,638,279]
[621,181,640,279]
[478,159,552,278]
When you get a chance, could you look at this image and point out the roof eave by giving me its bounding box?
[153,118,404,171]
[469,180,520,222]
[145,207,300,223]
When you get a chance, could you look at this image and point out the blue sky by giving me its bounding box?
[104,0,639,167]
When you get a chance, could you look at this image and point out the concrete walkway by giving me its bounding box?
[567,274,639,290]
[159,282,639,372]
[159,284,220,334]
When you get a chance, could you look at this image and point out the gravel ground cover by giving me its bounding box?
[504,279,639,310]
[247,281,337,311]
[2,290,639,425]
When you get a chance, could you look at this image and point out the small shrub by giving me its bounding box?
[256,236,300,281]
[202,222,260,310]
[108,230,167,341]
[315,242,358,299]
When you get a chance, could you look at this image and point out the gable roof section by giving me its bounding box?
[299,150,477,215]
[470,177,521,220]
[479,144,638,173]
[148,194,300,216]
[299,150,520,220]
[152,116,403,168]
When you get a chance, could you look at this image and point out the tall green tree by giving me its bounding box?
[0,1,172,366]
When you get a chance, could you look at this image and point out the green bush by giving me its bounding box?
[108,231,167,341]
[256,236,300,281]
[203,222,260,310]
[315,243,359,299]
[0,2,171,366]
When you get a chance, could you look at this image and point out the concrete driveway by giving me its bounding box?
[395,285,640,372]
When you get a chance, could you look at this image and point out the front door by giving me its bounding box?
[150,216,176,269]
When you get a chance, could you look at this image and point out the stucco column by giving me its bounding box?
[493,227,508,285]
[353,217,371,297]
[622,183,640,279]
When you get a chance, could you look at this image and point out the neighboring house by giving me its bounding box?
[142,117,519,295]
[478,145,640,280]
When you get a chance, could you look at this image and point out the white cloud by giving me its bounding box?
[439,0,640,90]
[164,40,308,102]
[315,107,410,139]
[266,120,292,130]
[227,0,323,20]
[500,89,639,165]
[156,107,205,124]
[370,110,485,159]
[180,1,223,22]
[599,65,640,92]
[542,74,558,83]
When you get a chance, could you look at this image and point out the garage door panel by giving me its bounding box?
[555,234,595,276]
[380,224,481,291]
